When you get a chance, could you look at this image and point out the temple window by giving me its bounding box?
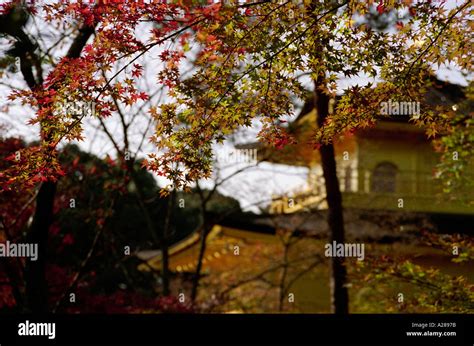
[371,162,398,193]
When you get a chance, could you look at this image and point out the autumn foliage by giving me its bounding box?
[0,0,472,314]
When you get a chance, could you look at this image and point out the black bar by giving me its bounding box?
[0,314,472,345]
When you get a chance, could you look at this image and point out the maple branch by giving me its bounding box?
[97,17,205,99]
[52,17,206,149]
[403,0,470,83]
[215,0,292,78]
[128,84,163,130]
[66,24,95,59]
[203,0,349,125]
[97,116,123,156]
[113,93,130,149]
[238,0,272,8]
[35,19,70,62]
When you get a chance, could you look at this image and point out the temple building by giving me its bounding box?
[256,79,473,215]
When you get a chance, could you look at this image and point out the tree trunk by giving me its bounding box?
[314,79,349,314]
[24,181,56,313]
[191,222,209,302]
[161,189,175,296]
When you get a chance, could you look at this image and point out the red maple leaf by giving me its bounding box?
[132,64,143,78]
[377,1,385,14]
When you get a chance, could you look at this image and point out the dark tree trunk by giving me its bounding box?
[161,189,175,296]
[191,222,209,302]
[314,80,349,314]
[24,181,56,313]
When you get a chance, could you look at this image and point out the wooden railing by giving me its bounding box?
[270,169,474,214]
